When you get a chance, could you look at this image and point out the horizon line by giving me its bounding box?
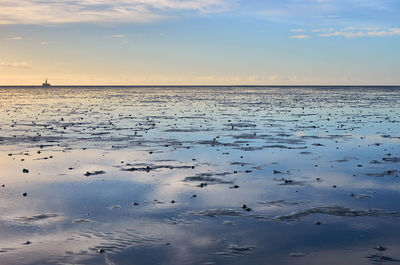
[0,84,399,87]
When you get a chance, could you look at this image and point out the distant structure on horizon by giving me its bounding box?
[42,78,51,87]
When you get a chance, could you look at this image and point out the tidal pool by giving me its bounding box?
[0,86,399,265]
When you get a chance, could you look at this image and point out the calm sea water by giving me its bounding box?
[0,86,399,265]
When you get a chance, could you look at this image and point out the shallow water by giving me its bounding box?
[0,86,399,265]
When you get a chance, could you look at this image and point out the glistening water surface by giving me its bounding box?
[0,86,399,265]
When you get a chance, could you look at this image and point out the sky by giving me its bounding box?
[0,0,399,85]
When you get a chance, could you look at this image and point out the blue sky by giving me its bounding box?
[0,0,399,85]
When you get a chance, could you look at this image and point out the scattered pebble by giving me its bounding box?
[375,245,386,251]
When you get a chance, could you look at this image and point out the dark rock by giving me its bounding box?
[375,246,386,251]
[84,170,105,176]
[198,183,208,188]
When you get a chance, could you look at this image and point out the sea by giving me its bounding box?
[0,86,399,265]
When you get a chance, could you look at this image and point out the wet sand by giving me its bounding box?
[0,86,399,264]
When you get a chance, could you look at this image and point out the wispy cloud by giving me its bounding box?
[290,29,305,32]
[247,0,399,27]
[318,31,365,38]
[109,35,127,38]
[4,36,23,40]
[317,27,400,38]
[290,34,310,39]
[0,0,229,25]
[290,26,400,39]
[0,61,31,69]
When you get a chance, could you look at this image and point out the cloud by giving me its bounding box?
[317,27,400,38]
[290,34,310,39]
[367,28,400,37]
[318,31,366,38]
[4,36,23,40]
[0,0,229,25]
[0,62,31,69]
[109,34,127,38]
[245,0,400,28]
[290,29,305,32]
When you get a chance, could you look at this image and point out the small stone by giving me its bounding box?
[171,200,175,203]
[98,248,105,254]
[23,241,31,245]
[192,195,197,198]
[375,246,386,251]
[22,192,27,197]
[132,202,139,206]
[315,221,322,225]
[22,169,29,173]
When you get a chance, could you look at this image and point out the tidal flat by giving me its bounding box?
[0,86,399,265]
